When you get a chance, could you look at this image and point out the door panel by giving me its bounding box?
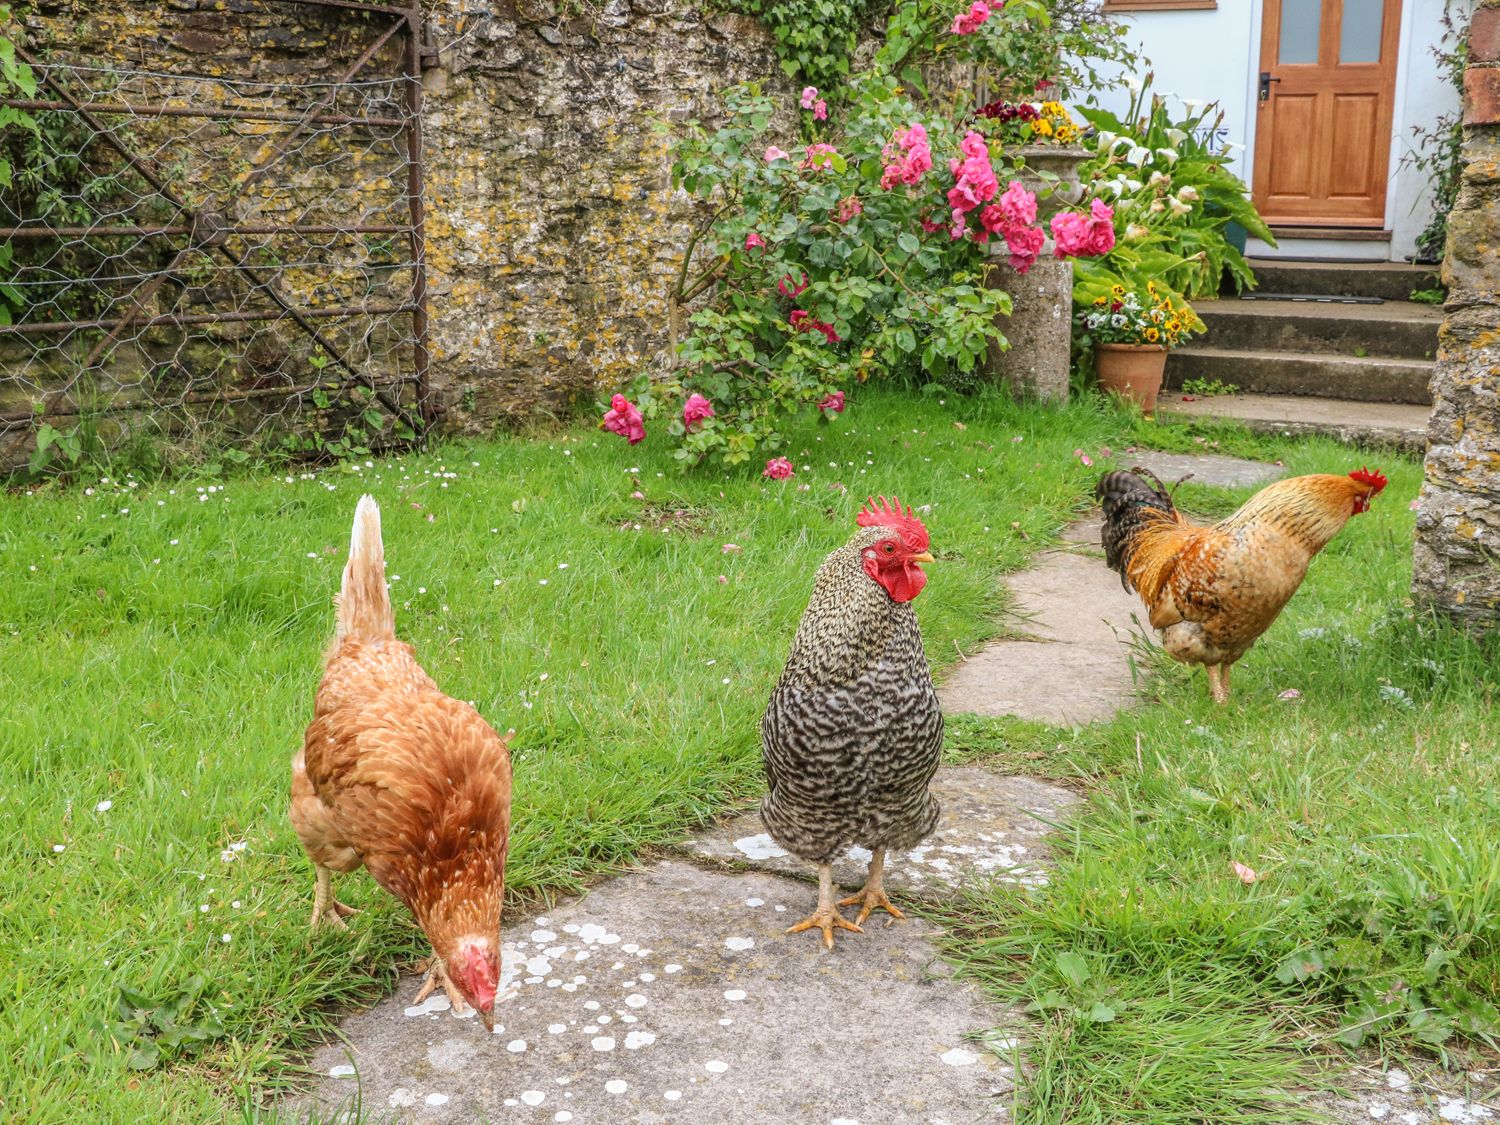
[1253,0,1402,226]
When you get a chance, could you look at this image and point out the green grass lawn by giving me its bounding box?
[938,444,1500,1122]
[0,387,1129,1122]
[3,386,1494,1123]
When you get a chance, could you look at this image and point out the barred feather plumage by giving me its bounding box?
[760,524,943,863]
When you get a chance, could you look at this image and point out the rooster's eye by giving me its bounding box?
[882,543,896,554]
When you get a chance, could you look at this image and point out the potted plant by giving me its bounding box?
[1080,280,1196,413]
[977,97,1089,220]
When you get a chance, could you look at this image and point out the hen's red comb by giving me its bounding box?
[856,495,929,550]
[1349,467,1388,493]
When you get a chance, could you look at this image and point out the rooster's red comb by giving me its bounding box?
[1349,467,1388,493]
[856,495,929,550]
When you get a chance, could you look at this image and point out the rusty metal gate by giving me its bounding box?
[0,1,432,474]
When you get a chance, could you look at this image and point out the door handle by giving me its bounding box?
[1258,71,1282,102]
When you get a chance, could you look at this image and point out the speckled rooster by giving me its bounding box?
[1097,466,1387,704]
[760,497,943,948]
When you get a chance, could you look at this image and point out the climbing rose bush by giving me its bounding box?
[620,80,1017,467]
[604,0,1131,469]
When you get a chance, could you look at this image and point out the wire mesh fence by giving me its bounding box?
[0,5,429,477]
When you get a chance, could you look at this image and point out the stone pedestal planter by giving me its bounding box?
[1012,144,1089,220]
[1095,343,1168,413]
[985,252,1072,403]
[983,144,1089,403]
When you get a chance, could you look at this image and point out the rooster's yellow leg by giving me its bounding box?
[309,864,362,930]
[413,954,473,1015]
[1207,664,1231,706]
[786,862,863,950]
[839,847,906,925]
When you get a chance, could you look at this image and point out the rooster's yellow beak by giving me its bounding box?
[911,551,935,564]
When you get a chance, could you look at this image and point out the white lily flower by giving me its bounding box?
[1097,130,1118,153]
[1127,146,1152,168]
[1125,178,1143,192]
[1149,170,1170,188]
[1180,98,1204,111]
[1166,128,1188,146]
[1169,197,1192,215]
[1124,75,1143,94]
[1177,185,1201,203]
[1126,223,1150,240]
[1156,147,1179,166]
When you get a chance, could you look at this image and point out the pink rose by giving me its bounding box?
[997,180,1038,229]
[683,393,715,431]
[818,391,846,414]
[800,86,818,110]
[764,146,789,162]
[601,393,645,445]
[946,134,998,215]
[1084,199,1117,256]
[777,272,809,299]
[951,0,990,34]
[835,195,863,223]
[1003,225,1045,273]
[744,231,766,252]
[813,99,828,121]
[1052,199,1117,259]
[763,457,795,480]
[789,309,811,331]
[880,124,933,190]
[802,142,839,170]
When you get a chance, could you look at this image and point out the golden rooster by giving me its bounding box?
[1097,467,1387,704]
[290,496,514,1028]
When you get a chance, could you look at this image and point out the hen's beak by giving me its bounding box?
[480,1007,496,1032]
[911,551,935,564]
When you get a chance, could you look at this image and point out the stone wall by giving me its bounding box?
[4,0,787,457]
[417,0,783,429]
[1412,0,1500,631]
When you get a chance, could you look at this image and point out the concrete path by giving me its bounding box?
[938,450,1284,725]
[299,769,1075,1124]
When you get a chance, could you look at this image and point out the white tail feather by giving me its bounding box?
[335,495,394,643]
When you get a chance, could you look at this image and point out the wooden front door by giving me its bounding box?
[1253,0,1403,227]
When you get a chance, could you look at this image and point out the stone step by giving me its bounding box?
[1165,346,1432,405]
[1156,390,1428,454]
[1196,296,1441,360]
[1242,257,1440,302]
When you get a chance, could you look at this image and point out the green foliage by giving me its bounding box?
[1074,78,1274,305]
[1180,375,1239,396]
[85,976,226,1072]
[649,79,1010,467]
[877,0,1131,101]
[0,7,40,325]
[1411,286,1446,306]
[719,0,882,94]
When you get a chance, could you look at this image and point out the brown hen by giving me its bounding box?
[290,496,514,1027]
[1097,467,1387,704]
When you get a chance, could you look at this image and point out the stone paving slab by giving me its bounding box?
[1304,1059,1497,1124]
[300,859,1026,1125]
[681,767,1079,895]
[937,450,1282,726]
[1157,391,1428,454]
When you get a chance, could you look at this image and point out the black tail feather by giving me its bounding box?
[1095,468,1178,590]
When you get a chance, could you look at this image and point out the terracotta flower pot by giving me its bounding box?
[1095,343,1168,414]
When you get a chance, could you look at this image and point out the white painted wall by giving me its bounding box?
[1081,0,1468,262]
